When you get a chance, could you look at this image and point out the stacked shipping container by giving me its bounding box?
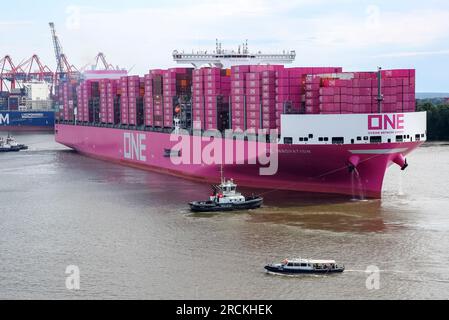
[143,70,163,127]
[63,66,416,132]
[162,68,192,128]
[230,65,250,131]
[60,82,76,121]
[106,80,118,124]
[192,67,230,130]
[120,76,129,125]
[318,69,416,114]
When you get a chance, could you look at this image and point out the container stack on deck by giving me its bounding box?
[62,66,416,133]
[143,70,163,127]
[192,67,230,130]
[60,82,76,121]
[106,80,118,124]
[162,68,192,128]
[120,77,129,125]
[99,79,108,123]
[127,76,141,126]
[230,65,250,131]
[317,69,416,114]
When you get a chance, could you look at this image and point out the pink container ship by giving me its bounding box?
[55,51,427,198]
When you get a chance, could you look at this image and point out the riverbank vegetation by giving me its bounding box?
[416,101,449,141]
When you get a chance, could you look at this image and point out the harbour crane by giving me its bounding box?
[49,22,80,85]
[80,52,118,71]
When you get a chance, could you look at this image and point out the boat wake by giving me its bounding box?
[265,271,325,278]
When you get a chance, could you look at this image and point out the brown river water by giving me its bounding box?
[0,132,448,299]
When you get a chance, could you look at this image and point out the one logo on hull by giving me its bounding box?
[123,132,147,162]
[0,113,10,125]
[368,114,404,130]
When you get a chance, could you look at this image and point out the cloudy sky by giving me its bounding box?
[1,0,449,92]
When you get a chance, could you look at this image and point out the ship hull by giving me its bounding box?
[0,111,55,132]
[55,124,423,198]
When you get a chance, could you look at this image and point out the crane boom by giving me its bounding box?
[49,22,63,78]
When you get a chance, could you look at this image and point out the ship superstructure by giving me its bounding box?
[173,40,296,68]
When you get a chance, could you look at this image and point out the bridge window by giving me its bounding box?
[332,137,344,144]
[370,136,382,143]
[396,135,403,142]
[284,137,293,144]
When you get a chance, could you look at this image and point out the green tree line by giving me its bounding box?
[416,101,449,141]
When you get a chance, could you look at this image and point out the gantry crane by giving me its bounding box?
[49,22,80,85]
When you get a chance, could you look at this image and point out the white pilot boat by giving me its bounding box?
[265,258,345,274]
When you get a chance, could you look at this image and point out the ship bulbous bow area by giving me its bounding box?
[347,155,361,173]
[392,153,408,171]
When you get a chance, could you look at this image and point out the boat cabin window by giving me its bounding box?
[300,263,307,267]
[357,136,362,141]
[324,137,329,142]
[287,263,294,267]
[396,135,403,142]
[308,134,313,139]
[319,137,323,142]
[370,136,382,143]
[293,263,300,267]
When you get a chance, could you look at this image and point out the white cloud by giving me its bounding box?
[57,2,449,74]
[0,20,32,27]
[372,49,449,58]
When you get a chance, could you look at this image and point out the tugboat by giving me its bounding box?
[265,258,345,274]
[189,167,263,212]
[0,136,21,152]
[5,135,28,150]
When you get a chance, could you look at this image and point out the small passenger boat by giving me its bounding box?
[265,258,345,274]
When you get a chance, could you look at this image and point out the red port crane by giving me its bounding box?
[15,54,54,83]
[0,55,24,92]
